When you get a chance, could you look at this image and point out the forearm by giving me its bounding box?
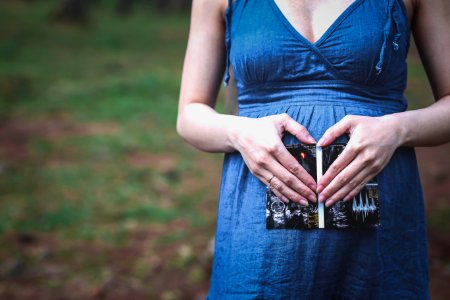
[176,102,245,153]
[385,95,450,147]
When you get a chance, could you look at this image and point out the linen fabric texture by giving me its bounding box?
[209,0,430,299]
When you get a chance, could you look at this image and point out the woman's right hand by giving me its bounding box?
[230,113,317,206]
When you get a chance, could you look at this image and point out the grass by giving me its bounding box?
[0,4,223,297]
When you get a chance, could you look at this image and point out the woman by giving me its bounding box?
[177,0,450,298]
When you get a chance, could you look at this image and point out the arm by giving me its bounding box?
[177,0,317,205]
[177,0,235,153]
[315,0,450,207]
[389,0,450,147]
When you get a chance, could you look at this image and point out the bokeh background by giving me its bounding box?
[0,1,449,299]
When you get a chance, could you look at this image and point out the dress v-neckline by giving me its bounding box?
[268,0,364,47]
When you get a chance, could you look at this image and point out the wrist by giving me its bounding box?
[226,116,249,152]
[380,113,411,147]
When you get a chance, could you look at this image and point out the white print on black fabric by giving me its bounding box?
[266,143,381,230]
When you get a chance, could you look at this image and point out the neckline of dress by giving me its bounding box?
[268,0,365,47]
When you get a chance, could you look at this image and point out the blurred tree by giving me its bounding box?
[116,0,133,16]
[50,0,191,23]
[52,0,89,24]
[155,0,191,12]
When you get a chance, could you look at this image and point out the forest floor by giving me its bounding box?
[0,2,449,299]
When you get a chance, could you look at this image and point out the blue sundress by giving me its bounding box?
[209,0,430,298]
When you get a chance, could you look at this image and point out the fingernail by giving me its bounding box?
[317,138,326,146]
[325,199,333,207]
[316,184,323,194]
[300,199,309,206]
[309,136,316,143]
[343,195,351,201]
[318,194,326,203]
[308,194,316,203]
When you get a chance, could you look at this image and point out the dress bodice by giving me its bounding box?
[224,0,411,114]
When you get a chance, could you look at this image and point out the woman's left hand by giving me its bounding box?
[316,114,402,207]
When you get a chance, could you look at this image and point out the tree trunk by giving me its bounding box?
[52,0,89,25]
[155,0,191,12]
[116,0,134,16]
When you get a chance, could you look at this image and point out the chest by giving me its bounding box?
[274,0,412,44]
[229,0,410,87]
[274,0,357,44]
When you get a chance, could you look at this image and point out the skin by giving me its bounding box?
[177,0,450,207]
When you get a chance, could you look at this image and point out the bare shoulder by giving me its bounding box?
[191,0,229,19]
[179,0,232,109]
[414,0,450,9]
[411,0,450,22]
[410,0,450,100]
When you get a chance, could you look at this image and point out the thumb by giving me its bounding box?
[279,113,316,144]
[317,115,354,146]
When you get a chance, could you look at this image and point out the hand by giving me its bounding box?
[316,114,401,207]
[231,113,317,206]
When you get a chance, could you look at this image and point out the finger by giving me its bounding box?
[268,152,316,202]
[318,156,367,204]
[267,142,317,192]
[248,145,314,203]
[263,173,289,204]
[258,168,307,206]
[317,115,355,147]
[269,176,309,206]
[342,174,377,202]
[269,186,289,204]
[279,113,316,144]
[316,142,359,193]
[323,168,373,207]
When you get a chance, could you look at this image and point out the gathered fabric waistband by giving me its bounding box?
[237,80,407,114]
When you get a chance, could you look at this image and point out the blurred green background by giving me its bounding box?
[0,1,449,299]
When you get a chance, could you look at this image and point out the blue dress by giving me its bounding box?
[209,0,430,298]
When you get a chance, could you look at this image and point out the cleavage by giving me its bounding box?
[272,0,357,44]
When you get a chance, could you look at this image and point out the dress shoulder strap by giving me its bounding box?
[223,0,233,86]
[375,0,404,77]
